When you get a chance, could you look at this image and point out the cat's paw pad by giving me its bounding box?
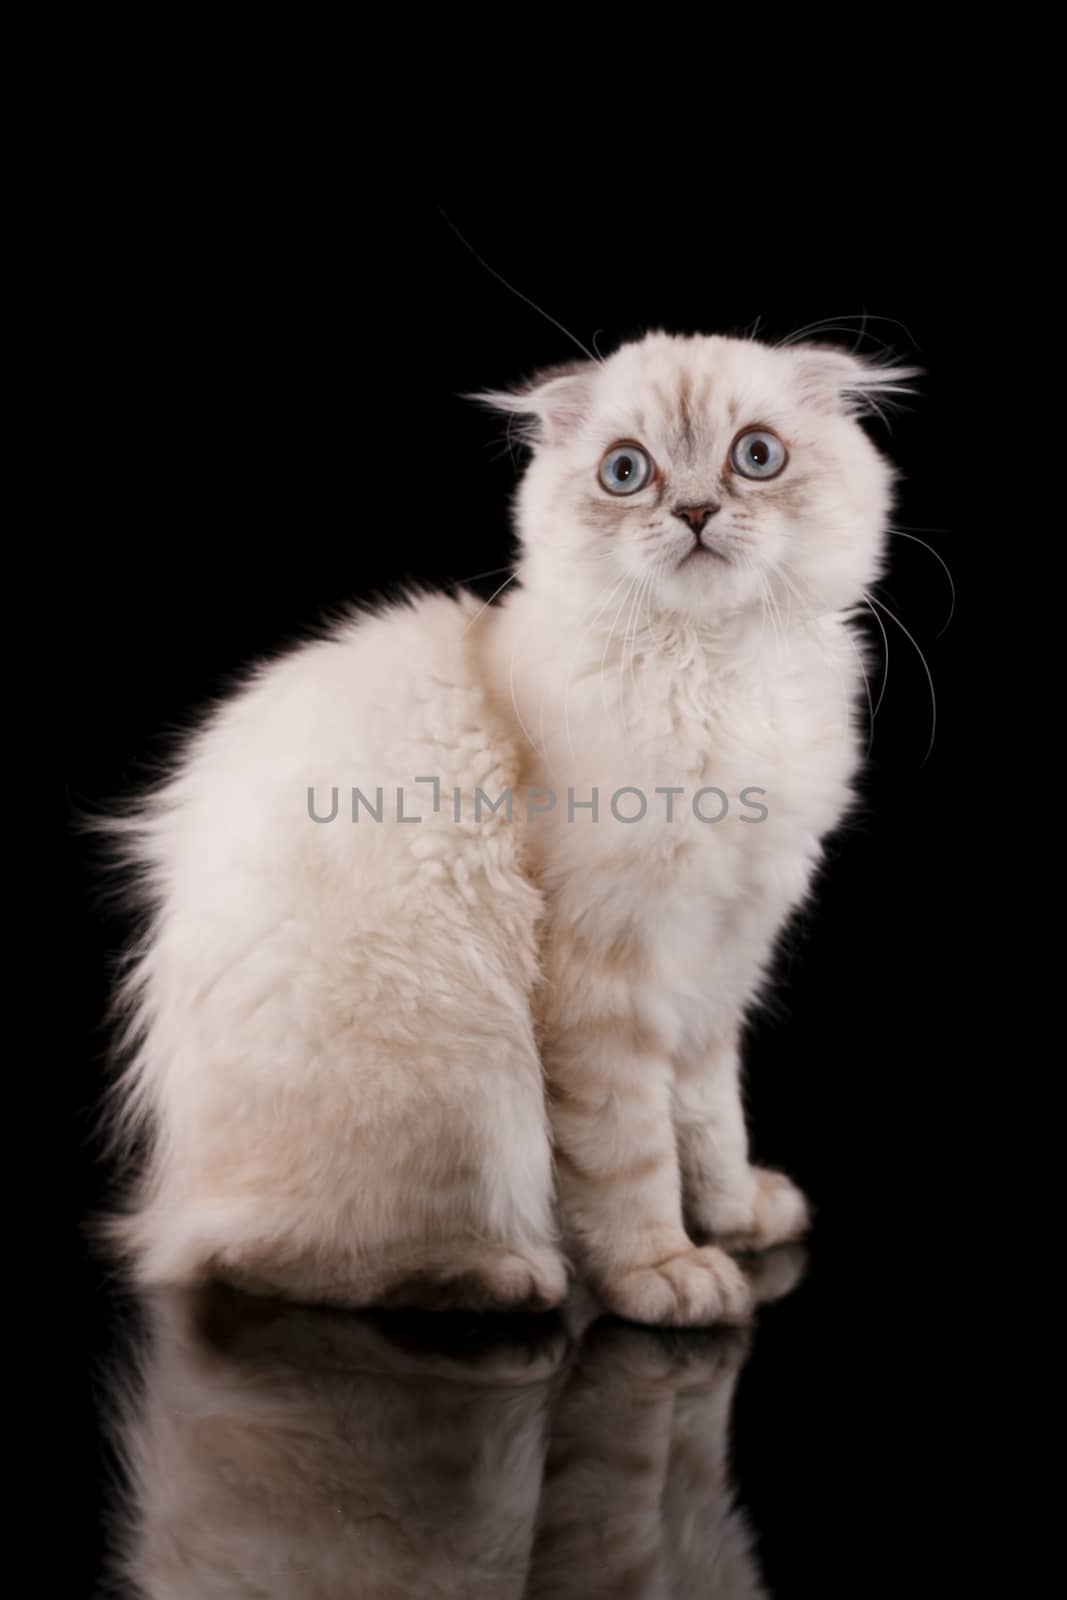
[718,1169,811,1252]
[597,1245,752,1328]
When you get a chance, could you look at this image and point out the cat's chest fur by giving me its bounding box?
[517,620,859,962]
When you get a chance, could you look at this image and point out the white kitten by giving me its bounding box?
[105,331,913,1324]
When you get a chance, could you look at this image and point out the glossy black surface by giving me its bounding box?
[83,1198,980,1599]
[86,1241,954,1597]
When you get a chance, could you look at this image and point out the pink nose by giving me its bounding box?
[673,503,719,534]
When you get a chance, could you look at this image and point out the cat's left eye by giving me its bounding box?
[730,429,788,481]
[598,443,654,496]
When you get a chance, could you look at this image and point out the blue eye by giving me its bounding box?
[598,443,654,496]
[730,429,788,480]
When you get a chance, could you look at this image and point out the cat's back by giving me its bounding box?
[171,588,489,798]
[120,585,540,1066]
[142,588,520,893]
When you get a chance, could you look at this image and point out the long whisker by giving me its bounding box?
[621,571,653,736]
[563,571,631,765]
[839,617,876,750]
[860,595,891,721]
[756,571,778,654]
[891,528,956,637]
[620,569,646,700]
[865,591,937,766]
[640,557,660,639]
[508,634,543,764]
[462,571,519,636]
[755,567,771,653]
[438,208,603,366]
[447,565,514,590]
[600,576,639,725]
[775,562,872,747]
[776,311,918,351]
[771,562,887,754]
[762,569,787,656]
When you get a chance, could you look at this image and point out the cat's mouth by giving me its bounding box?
[677,540,729,569]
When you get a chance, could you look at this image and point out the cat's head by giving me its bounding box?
[479,332,916,621]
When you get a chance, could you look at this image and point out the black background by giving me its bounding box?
[65,173,991,1594]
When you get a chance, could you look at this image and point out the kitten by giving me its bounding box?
[104,330,914,1324]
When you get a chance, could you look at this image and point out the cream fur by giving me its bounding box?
[106,331,912,1324]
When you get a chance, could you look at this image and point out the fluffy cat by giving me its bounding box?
[105,330,914,1325]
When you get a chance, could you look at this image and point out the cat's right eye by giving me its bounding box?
[598,442,654,496]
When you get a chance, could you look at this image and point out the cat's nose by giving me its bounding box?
[673,503,720,534]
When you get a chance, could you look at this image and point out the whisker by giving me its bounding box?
[438,208,602,366]
[776,311,918,351]
[774,562,861,743]
[860,596,891,721]
[600,577,639,726]
[508,635,544,764]
[762,569,786,655]
[618,577,640,739]
[865,591,937,766]
[622,571,653,735]
[447,565,514,590]
[754,566,770,651]
[563,571,631,765]
[891,528,956,637]
[462,571,519,636]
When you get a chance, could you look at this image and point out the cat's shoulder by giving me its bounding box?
[223,586,483,702]
[312,585,483,671]
[170,587,492,777]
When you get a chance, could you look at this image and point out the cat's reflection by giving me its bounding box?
[110,1250,805,1598]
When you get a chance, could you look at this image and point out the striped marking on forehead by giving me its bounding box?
[651,367,716,457]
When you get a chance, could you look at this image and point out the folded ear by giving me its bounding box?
[791,343,922,419]
[467,359,597,447]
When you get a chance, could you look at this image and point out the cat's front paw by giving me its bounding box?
[596,1245,752,1328]
[695,1168,811,1252]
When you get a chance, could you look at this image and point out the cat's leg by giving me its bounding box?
[541,933,751,1328]
[136,999,570,1314]
[123,823,568,1313]
[674,1024,810,1251]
